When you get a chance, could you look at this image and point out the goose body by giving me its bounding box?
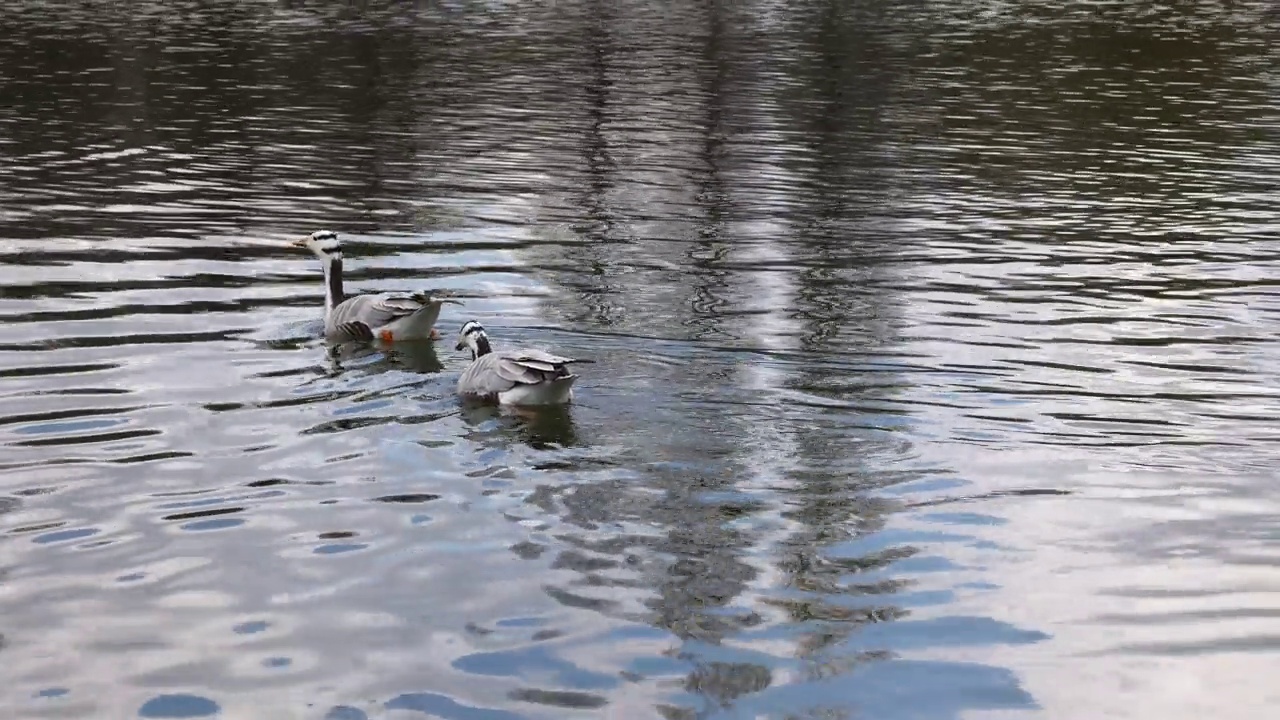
[291,230,456,343]
[454,321,581,405]
[326,291,450,344]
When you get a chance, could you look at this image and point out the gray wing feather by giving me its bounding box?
[458,354,519,397]
[458,349,579,398]
[331,293,422,330]
[513,360,557,373]
[326,292,459,339]
[493,358,544,385]
[507,348,577,365]
[330,321,375,343]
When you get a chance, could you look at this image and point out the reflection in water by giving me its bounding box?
[325,339,445,377]
[0,0,1278,719]
[461,404,580,451]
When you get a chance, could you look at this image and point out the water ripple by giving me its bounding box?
[0,1,1277,719]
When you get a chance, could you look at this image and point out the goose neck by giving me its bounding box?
[323,257,345,314]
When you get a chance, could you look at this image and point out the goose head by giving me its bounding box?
[291,230,343,261]
[292,230,345,312]
[455,320,493,358]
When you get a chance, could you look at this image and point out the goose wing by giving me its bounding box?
[329,321,376,343]
[505,348,578,367]
[458,354,519,397]
[327,292,461,338]
[498,350,579,382]
[331,293,428,330]
[458,350,578,398]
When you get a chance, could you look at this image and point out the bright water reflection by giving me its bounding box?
[1,1,1278,719]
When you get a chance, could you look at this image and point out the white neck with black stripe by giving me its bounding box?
[321,251,344,313]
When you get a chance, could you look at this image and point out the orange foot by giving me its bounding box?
[430,328,441,340]
[378,329,395,342]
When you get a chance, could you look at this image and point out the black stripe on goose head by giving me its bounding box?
[456,321,492,357]
[309,230,342,256]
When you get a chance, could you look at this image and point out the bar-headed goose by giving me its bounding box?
[291,230,458,343]
[454,321,583,405]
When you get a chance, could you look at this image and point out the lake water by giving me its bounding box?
[1,1,1278,718]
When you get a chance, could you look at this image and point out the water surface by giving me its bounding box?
[1,1,1278,718]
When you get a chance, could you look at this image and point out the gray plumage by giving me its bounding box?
[326,291,452,343]
[458,348,577,396]
[291,230,457,343]
[455,321,582,405]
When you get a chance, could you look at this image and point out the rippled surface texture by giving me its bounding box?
[2,1,1279,718]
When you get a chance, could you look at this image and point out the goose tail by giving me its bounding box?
[383,298,447,341]
[498,375,577,406]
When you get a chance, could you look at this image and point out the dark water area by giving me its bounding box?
[1,1,1278,718]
